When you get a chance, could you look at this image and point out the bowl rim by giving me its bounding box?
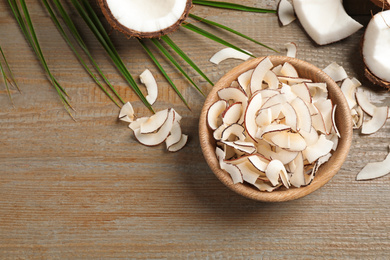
[199,56,353,202]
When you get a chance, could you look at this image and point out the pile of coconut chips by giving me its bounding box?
[207,57,340,192]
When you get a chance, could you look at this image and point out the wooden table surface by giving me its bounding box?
[1,0,390,259]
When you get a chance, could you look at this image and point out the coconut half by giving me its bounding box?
[98,0,192,38]
[362,10,390,89]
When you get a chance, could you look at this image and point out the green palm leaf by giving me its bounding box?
[192,0,276,13]
[161,35,214,86]
[188,14,278,52]
[150,38,204,97]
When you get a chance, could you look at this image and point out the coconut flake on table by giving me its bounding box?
[209,48,252,65]
[292,0,363,45]
[356,146,390,181]
[140,69,158,105]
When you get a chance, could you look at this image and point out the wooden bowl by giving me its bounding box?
[199,56,353,202]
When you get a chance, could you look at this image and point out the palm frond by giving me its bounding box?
[150,38,205,97]
[182,23,255,58]
[161,35,214,86]
[188,14,278,52]
[193,0,276,13]
[69,0,154,113]
[8,0,75,118]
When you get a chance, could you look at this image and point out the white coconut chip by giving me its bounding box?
[356,146,390,181]
[361,106,389,135]
[210,47,252,65]
[323,62,348,82]
[285,42,297,58]
[167,134,188,152]
[140,69,158,105]
[119,102,136,123]
[278,0,296,26]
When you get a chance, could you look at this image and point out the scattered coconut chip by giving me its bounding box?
[278,0,296,26]
[285,42,297,58]
[167,134,188,152]
[119,102,135,123]
[340,77,361,109]
[323,62,348,82]
[356,146,390,181]
[355,91,377,117]
[140,109,169,134]
[292,0,363,45]
[210,47,252,65]
[361,106,389,135]
[140,69,158,105]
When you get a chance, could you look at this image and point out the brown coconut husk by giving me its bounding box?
[98,0,193,38]
[370,0,390,9]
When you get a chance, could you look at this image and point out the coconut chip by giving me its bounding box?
[210,47,252,65]
[356,146,390,181]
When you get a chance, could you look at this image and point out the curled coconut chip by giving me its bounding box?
[210,47,252,65]
[356,146,390,181]
[207,57,340,191]
[285,42,297,58]
[119,103,188,152]
[140,69,158,105]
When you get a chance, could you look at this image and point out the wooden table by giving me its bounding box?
[1,0,389,258]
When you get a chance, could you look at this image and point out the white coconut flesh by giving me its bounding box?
[207,57,340,191]
[102,0,190,37]
[362,10,390,83]
[292,0,363,45]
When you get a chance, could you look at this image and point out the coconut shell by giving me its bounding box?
[98,0,193,38]
[364,67,390,90]
[370,0,390,9]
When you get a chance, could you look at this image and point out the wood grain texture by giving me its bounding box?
[1,0,390,259]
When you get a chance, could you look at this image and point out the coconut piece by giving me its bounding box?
[351,106,364,129]
[258,124,292,140]
[210,47,252,65]
[244,92,263,141]
[220,161,243,184]
[221,123,246,141]
[280,83,297,102]
[166,121,182,148]
[271,131,307,152]
[264,70,280,90]
[340,77,361,109]
[278,76,312,85]
[314,98,333,134]
[250,57,274,94]
[331,104,341,138]
[140,109,169,134]
[322,62,348,82]
[291,83,312,103]
[292,0,363,45]
[290,97,312,133]
[222,102,243,125]
[262,93,287,109]
[302,134,333,163]
[222,140,257,154]
[207,100,227,130]
[253,179,282,192]
[289,153,306,188]
[361,106,389,134]
[129,117,148,131]
[119,102,135,123]
[98,0,192,38]
[362,10,390,88]
[280,62,299,78]
[248,154,270,172]
[356,147,390,181]
[237,69,253,95]
[167,134,188,152]
[300,126,319,146]
[273,147,299,165]
[280,102,298,131]
[278,0,296,26]
[355,91,377,117]
[133,109,175,146]
[306,82,328,102]
[266,159,290,188]
[285,42,297,58]
[218,87,248,123]
[140,69,158,105]
[213,124,227,141]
